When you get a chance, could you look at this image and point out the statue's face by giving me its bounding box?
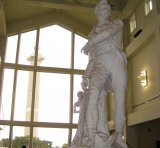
[95,4,111,23]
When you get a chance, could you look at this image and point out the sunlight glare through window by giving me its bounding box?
[14,70,32,121]
[5,35,18,63]
[1,24,89,147]
[34,128,68,148]
[34,72,70,123]
[18,30,37,65]
[74,34,88,70]
[0,69,14,120]
[39,25,72,68]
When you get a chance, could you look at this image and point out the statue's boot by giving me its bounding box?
[84,127,95,147]
[114,134,128,148]
[109,132,128,148]
[83,137,95,148]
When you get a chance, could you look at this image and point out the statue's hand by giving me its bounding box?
[81,76,89,91]
[81,43,90,55]
[74,102,80,113]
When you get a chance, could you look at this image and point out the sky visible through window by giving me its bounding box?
[0,24,88,147]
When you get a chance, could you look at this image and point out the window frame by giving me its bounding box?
[129,13,137,33]
[144,0,153,16]
[0,24,87,147]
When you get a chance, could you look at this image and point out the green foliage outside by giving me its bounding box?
[0,136,52,148]
[62,143,68,148]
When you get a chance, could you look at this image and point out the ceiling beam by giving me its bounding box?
[27,0,95,10]
[4,0,125,13]
[7,11,91,37]
[0,0,7,35]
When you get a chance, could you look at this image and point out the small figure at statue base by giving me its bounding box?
[70,90,128,148]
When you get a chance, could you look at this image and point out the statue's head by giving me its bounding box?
[77,91,83,99]
[95,0,111,22]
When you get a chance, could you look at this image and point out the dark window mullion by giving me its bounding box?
[68,32,75,144]
[29,28,39,148]
[9,33,21,148]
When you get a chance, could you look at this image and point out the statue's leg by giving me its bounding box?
[97,88,110,141]
[112,68,128,148]
[85,64,109,146]
[112,69,127,134]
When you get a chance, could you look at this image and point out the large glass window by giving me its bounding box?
[39,25,72,68]
[14,70,33,121]
[5,35,18,63]
[34,128,68,148]
[0,24,88,147]
[71,128,77,140]
[34,72,70,123]
[12,126,30,147]
[0,126,10,147]
[0,69,14,120]
[18,30,37,65]
[74,34,88,70]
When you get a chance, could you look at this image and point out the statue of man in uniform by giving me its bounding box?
[71,0,128,147]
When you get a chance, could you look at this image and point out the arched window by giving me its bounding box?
[0,24,88,147]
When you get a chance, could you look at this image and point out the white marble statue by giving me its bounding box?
[70,0,128,147]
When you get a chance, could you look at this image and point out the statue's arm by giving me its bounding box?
[83,51,95,78]
[81,51,95,91]
[88,19,123,47]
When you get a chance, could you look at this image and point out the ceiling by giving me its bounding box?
[0,0,129,35]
